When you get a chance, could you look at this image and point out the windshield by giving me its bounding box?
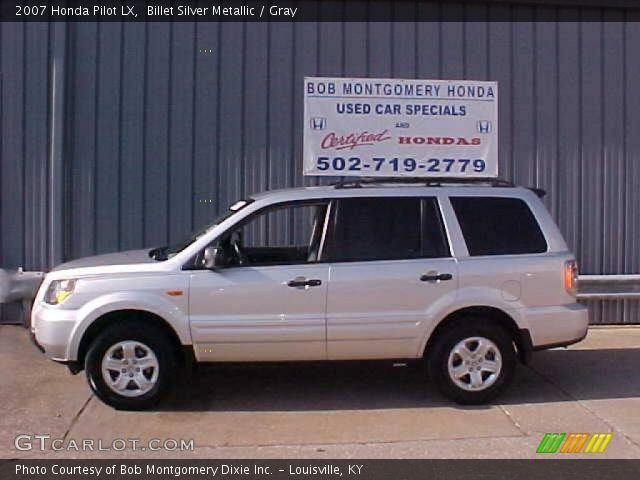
[149,199,253,261]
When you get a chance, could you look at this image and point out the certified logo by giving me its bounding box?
[320,129,391,151]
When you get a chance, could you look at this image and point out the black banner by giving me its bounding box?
[1,460,640,480]
[2,0,639,23]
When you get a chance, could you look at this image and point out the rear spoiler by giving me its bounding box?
[528,187,546,198]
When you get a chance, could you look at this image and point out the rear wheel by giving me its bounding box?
[427,318,516,404]
[85,323,177,410]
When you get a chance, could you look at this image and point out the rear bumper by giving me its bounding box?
[517,327,587,364]
[532,330,588,351]
[522,302,589,348]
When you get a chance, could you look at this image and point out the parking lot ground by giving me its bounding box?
[1,325,639,459]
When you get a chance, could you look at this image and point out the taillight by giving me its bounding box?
[564,260,578,296]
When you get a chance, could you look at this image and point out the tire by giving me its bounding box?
[85,323,177,410]
[427,317,516,405]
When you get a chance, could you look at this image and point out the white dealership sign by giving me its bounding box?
[303,77,498,177]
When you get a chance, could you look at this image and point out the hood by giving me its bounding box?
[52,249,156,271]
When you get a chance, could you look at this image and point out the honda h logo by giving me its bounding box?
[311,117,327,130]
[477,120,492,134]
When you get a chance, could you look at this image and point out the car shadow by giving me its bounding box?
[160,348,640,412]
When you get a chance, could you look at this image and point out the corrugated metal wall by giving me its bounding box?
[1,3,639,323]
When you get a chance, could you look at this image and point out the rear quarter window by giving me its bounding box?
[450,196,548,256]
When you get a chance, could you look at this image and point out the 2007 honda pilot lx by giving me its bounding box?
[32,179,589,410]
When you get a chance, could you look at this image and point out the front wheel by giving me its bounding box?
[85,324,177,410]
[427,319,516,404]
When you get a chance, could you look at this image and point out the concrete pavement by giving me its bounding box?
[1,325,639,458]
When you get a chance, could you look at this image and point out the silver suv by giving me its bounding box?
[32,179,588,410]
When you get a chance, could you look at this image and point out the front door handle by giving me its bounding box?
[287,278,322,288]
[420,272,453,282]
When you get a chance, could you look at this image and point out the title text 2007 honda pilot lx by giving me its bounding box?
[32,180,588,410]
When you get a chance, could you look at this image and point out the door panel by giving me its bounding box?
[326,259,457,360]
[190,264,329,362]
[189,200,330,362]
[323,196,456,360]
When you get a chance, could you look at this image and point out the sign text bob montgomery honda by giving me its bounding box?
[303,77,498,178]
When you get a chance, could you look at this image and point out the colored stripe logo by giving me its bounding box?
[537,433,612,454]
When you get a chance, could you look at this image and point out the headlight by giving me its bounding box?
[44,279,77,305]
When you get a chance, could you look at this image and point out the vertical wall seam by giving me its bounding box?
[48,22,66,267]
[391,3,396,75]
[462,9,467,78]
[215,23,221,213]
[265,22,271,242]
[551,12,558,218]
[599,12,605,274]
[438,3,443,77]
[621,12,628,321]
[190,21,197,233]
[0,24,2,267]
[553,12,562,218]
[93,23,100,255]
[577,15,583,261]
[21,24,27,268]
[341,3,346,75]
[414,3,419,79]
[509,9,514,181]
[63,24,75,261]
[166,22,174,245]
[485,7,490,79]
[265,23,271,194]
[141,22,148,246]
[621,12,627,275]
[365,1,370,79]
[45,22,51,267]
[0,23,3,267]
[531,10,537,186]
[117,22,125,251]
[289,22,296,192]
[240,21,247,196]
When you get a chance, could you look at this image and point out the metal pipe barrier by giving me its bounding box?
[577,275,640,300]
[0,268,46,327]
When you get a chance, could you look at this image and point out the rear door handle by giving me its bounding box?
[287,278,322,288]
[420,273,453,282]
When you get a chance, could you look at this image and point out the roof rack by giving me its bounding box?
[331,177,547,198]
[332,177,515,189]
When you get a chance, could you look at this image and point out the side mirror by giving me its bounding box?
[202,246,227,269]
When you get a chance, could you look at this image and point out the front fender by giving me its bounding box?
[66,291,191,361]
[416,286,528,357]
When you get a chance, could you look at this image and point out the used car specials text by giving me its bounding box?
[15,463,364,477]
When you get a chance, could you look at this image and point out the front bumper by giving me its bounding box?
[29,330,45,353]
[31,302,78,362]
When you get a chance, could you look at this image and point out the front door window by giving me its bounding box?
[218,202,330,267]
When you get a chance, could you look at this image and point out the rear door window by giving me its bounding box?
[325,197,449,262]
[450,196,547,256]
